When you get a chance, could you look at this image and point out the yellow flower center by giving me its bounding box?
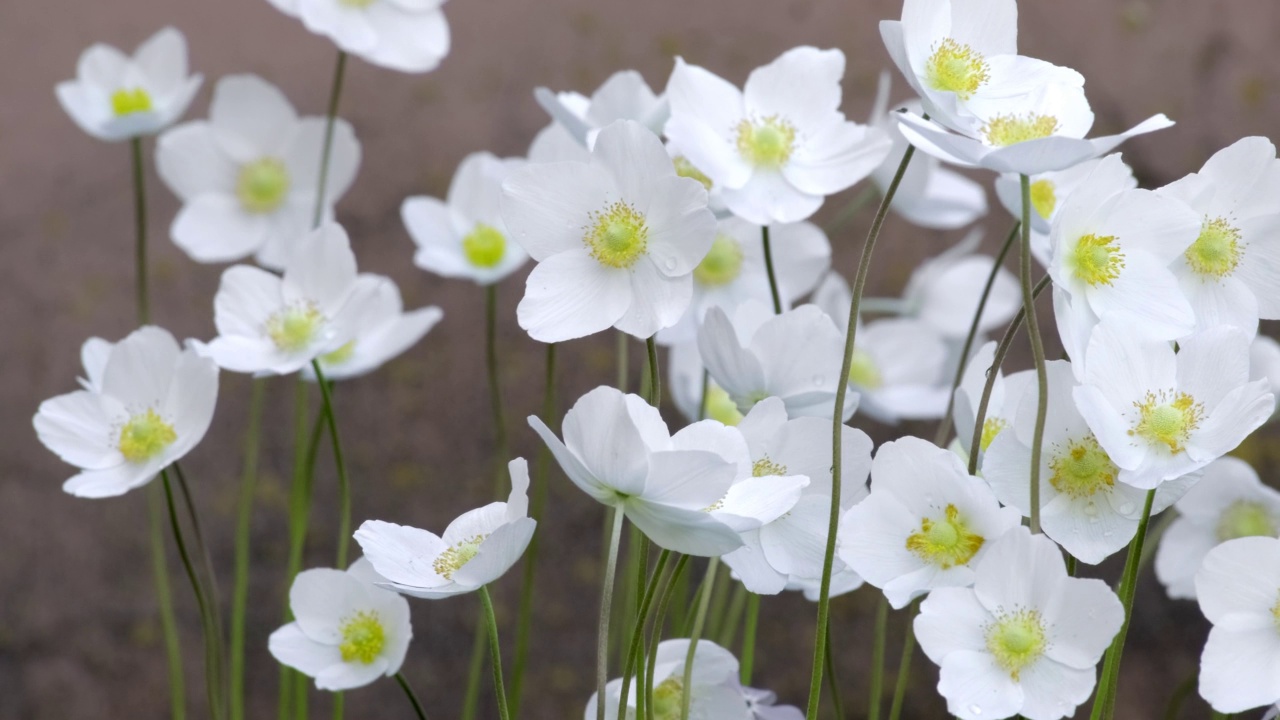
[1130,391,1203,454]
[986,609,1047,680]
[736,116,797,169]
[462,223,507,268]
[924,38,990,100]
[982,113,1061,147]
[1069,233,1126,287]
[118,409,177,463]
[338,611,386,664]
[704,384,743,426]
[1216,501,1277,541]
[1030,179,1057,220]
[1048,435,1117,498]
[980,417,1008,452]
[848,348,883,390]
[266,303,325,352]
[693,234,744,287]
[1185,216,1243,279]
[236,158,291,214]
[433,535,485,580]
[585,201,648,268]
[752,455,788,478]
[906,504,985,569]
[652,677,684,720]
[673,156,713,191]
[111,87,153,116]
[321,340,357,367]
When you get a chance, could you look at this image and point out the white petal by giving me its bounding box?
[937,650,1023,720]
[613,258,693,339]
[268,622,342,678]
[501,162,613,262]
[1199,627,1280,713]
[210,75,298,161]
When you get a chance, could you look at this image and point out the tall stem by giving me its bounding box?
[311,361,351,567]
[645,337,661,407]
[230,378,267,720]
[485,284,510,472]
[1019,175,1049,534]
[680,558,718,720]
[868,594,889,720]
[646,555,690,720]
[616,550,671,720]
[761,225,783,314]
[173,462,226,710]
[739,593,760,685]
[887,613,917,720]
[130,137,150,323]
[459,621,487,720]
[596,509,627,720]
[478,587,512,720]
[312,50,349,228]
[395,672,429,720]
[823,623,845,720]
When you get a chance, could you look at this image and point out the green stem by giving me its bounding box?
[485,284,510,474]
[616,550,672,720]
[716,585,748,650]
[478,587,512,720]
[147,484,186,720]
[312,50,348,228]
[823,184,878,236]
[172,463,227,713]
[230,378,267,720]
[761,225,783,314]
[646,556,690,720]
[645,337,661,407]
[680,558,718,720]
[596,509,627,720]
[823,622,845,720]
[459,618,487,720]
[697,369,709,421]
[311,361,351,567]
[887,610,917,720]
[868,594,889,720]
[1019,175,1049,535]
[130,137,150,324]
[280,381,321,720]
[395,672,429,720]
[739,593,760,685]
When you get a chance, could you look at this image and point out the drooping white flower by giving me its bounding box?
[303,275,442,381]
[665,47,891,224]
[585,639,749,720]
[56,27,202,142]
[1195,536,1280,713]
[501,120,716,342]
[265,0,449,73]
[402,151,528,285]
[1155,456,1280,600]
[952,341,1034,462]
[838,436,1022,608]
[915,527,1124,720]
[268,558,411,691]
[34,327,218,499]
[535,69,669,149]
[156,75,360,268]
[354,458,536,599]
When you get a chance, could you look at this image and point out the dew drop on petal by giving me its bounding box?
[969,705,983,716]
[812,374,824,386]
[1118,502,1135,515]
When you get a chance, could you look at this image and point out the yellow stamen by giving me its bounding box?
[673,156,713,191]
[752,455,788,478]
[433,535,485,580]
[265,303,324,352]
[1129,391,1203,454]
[236,158,291,214]
[1069,233,1125,287]
[111,87,153,116]
[982,113,1060,147]
[338,611,385,664]
[1185,216,1243,279]
[1048,435,1117,498]
[985,609,1047,680]
[906,504,985,569]
[651,677,684,720]
[462,223,507,268]
[118,409,177,463]
[848,348,882,390]
[321,340,356,367]
[704,384,743,426]
[981,417,1008,452]
[924,38,990,100]
[585,201,648,268]
[736,116,797,168]
[693,234,744,287]
[1030,179,1057,220]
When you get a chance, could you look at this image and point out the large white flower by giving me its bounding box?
[665,47,891,224]
[56,27,202,142]
[915,527,1124,720]
[156,75,360,268]
[268,558,412,691]
[535,69,669,149]
[1196,536,1280,713]
[34,327,218,498]
[501,120,716,342]
[304,275,443,381]
[402,151,528,285]
[265,0,449,73]
[585,639,749,720]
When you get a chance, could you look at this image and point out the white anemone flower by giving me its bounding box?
[268,558,411,691]
[353,458,536,599]
[535,69,669,149]
[34,327,218,499]
[585,639,749,720]
[56,27,202,142]
[1155,456,1280,600]
[915,527,1124,720]
[402,151,528,285]
[303,275,443,381]
[984,360,1194,564]
[1196,536,1280,713]
[529,386,742,556]
[899,232,1021,342]
[156,75,360,268]
[664,47,891,224]
[194,222,372,376]
[838,436,1022,609]
[265,0,449,73]
[501,120,716,342]
[1073,321,1275,489]
[1156,136,1280,337]
[953,341,1034,462]
[669,339,745,427]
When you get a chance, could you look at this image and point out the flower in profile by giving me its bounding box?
[535,69,669,150]
[155,75,361,268]
[34,327,218,498]
[354,458,536,598]
[665,47,891,224]
[303,275,443,381]
[265,0,450,73]
[915,527,1124,720]
[56,27,202,142]
[1196,536,1280,712]
[402,152,528,285]
[501,120,716,342]
[585,639,749,720]
[268,558,411,690]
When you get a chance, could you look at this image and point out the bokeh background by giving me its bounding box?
[3,0,1279,716]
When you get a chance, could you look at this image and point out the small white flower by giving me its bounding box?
[303,275,443,381]
[156,75,361,268]
[402,152,528,285]
[535,69,669,149]
[34,327,218,498]
[585,639,749,720]
[265,0,449,73]
[915,527,1124,720]
[56,27,202,142]
[268,558,412,691]
[952,341,1034,462]
[1195,536,1280,713]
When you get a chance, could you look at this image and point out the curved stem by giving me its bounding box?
[478,587,512,720]
[311,361,351,567]
[312,50,348,228]
[645,337,661,407]
[646,555,690,720]
[616,550,672,720]
[887,610,917,720]
[485,285,510,474]
[823,623,845,720]
[1019,175,1049,534]
[761,225,783,314]
[596,509,627,720]
[147,485,186,720]
[868,594,889,720]
[395,672,429,720]
[680,558,718,720]
[173,462,227,709]
[230,378,266,720]
[739,593,760,685]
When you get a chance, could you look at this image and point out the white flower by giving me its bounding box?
[665,47,891,224]
[501,120,716,342]
[268,558,412,691]
[669,338,745,427]
[265,0,449,73]
[900,232,1021,341]
[1073,321,1275,489]
[1156,136,1280,338]
[838,436,1022,609]
[529,386,743,556]
[195,222,372,376]
[1255,335,1280,418]
[1195,536,1280,713]
[156,75,360,268]
[402,152,528,285]
[915,527,1124,720]
[585,639,749,720]
[354,458,537,599]
[535,69,669,149]
[303,275,443,381]
[743,686,804,720]
[1155,457,1280,600]
[56,27,202,142]
[952,341,1034,461]
[34,327,218,499]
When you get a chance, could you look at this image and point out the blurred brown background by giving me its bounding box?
[3,0,1279,717]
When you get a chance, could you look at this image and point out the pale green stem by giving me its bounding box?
[395,672,429,720]
[279,380,319,720]
[596,509,627,720]
[761,225,783,314]
[312,50,348,228]
[715,585,748,650]
[459,620,487,720]
[887,609,917,720]
[739,593,760,686]
[310,361,351,567]
[172,463,227,715]
[869,594,889,720]
[1019,175,1049,535]
[645,337,661,407]
[823,623,845,720]
[680,558,718,720]
[478,587,512,720]
[616,550,672,720]
[147,484,186,720]
[230,378,267,720]
[647,556,690,720]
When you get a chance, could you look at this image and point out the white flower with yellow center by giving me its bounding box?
[34,327,218,499]
[55,27,202,142]
[838,436,1021,609]
[354,458,537,599]
[268,558,411,691]
[1155,457,1280,600]
[915,527,1124,720]
[1196,536,1280,712]
[501,120,716,342]
[402,152,528,285]
[264,0,449,73]
[156,75,361,268]
[953,341,1035,461]
[534,69,669,151]
[1074,321,1275,489]
[585,639,749,720]
[664,47,891,224]
[303,275,442,381]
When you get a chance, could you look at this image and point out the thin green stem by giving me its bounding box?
[312,50,348,228]
[617,550,672,720]
[823,622,845,720]
[130,137,150,324]
[1019,175,1049,535]
[596,509,627,720]
[617,332,630,393]
[1163,671,1196,719]
[280,381,320,720]
[645,337,661,407]
[231,378,266,720]
[311,361,351,567]
[485,284,510,473]
[739,593,760,685]
[478,587,512,720]
[172,462,227,714]
[680,558,718,720]
[697,369,710,421]
[868,594,889,720]
[620,531,650,667]
[395,672,429,720]
[147,484,186,720]
[824,184,878,236]
[460,618,487,720]
[646,555,690,720]
[761,225,783,314]
[716,585,748,649]
[887,611,917,720]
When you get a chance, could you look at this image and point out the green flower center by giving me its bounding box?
[111,87,153,116]
[651,677,684,720]
[462,223,507,268]
[982,113,1060,147]
[1030,179,1057,220]
[906,504,985,569]
[118,409,177,463]
[338,611,386,664]
[986,609,1047,680]
[1048,434,1117,498]
[693,234,744,287]
[266,303,325,352]
[704,384,743,426]
[321,340,357,367]
[924,38,990,100]
[848,348,882,390]
[736,116,797,168]
[1216,501,1277,541]
[1069,233,1126,287]
[1130,391,1203,454]
[433,534,485,580]
[673,156,713,191]
[585,201,648,268]
[236,158,291,214]
[1185,216,1243,279]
